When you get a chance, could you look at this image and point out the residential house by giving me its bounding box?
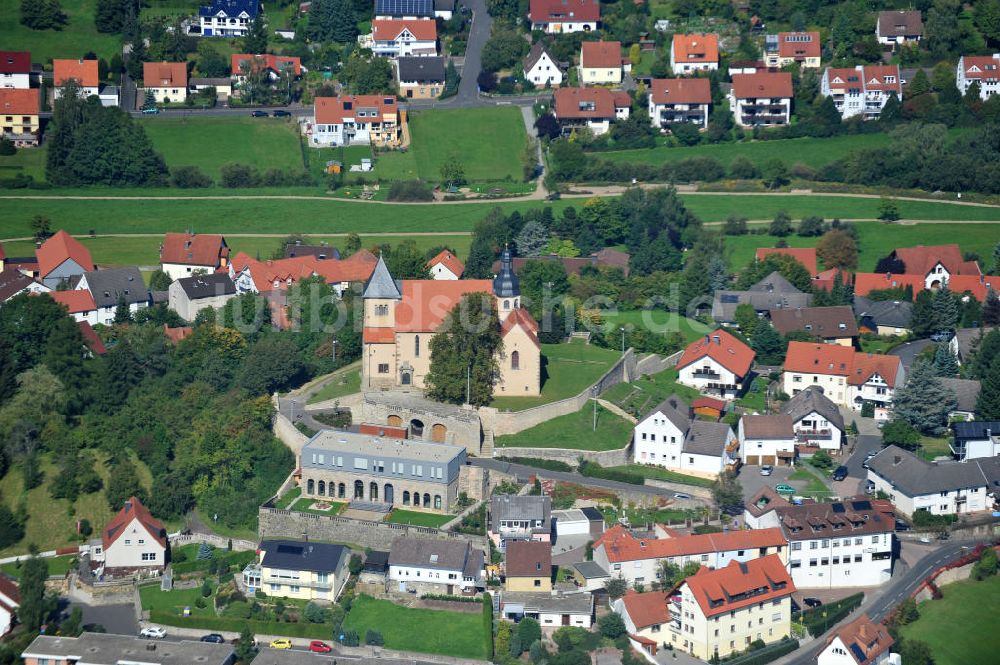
[0,576,18,638]
[231,53,302,83]
[729,60,765,75]
[854,297,912,337]
[666,556,795,660]
[434,0,455,19]
[781,386,845,450]
[245,539,350,601]
[552,86,631,136]
[397,56,446,99]
[941,378,980,420]
[362,251,540,395]
[0,88,40,147]
[648,77,711,130]
[670,33,719,74]
[505,540,552,591]
[552,507,604,540]
[763,32,821,69]
[743,488,791,530]
[228,249,376,296]
[890,244,986,290]
[284,242,340,260]
[579,41,622,85]
[369,19,437,58]
[77,267,150,325]
[957,53,1000,100]
[160,232,230,279]
[488,494,552,550]
[200,0,261,37]
[675,329,756,399]
[426,248,464,280]
[821,65,902,120]
[632,394,738,478]
[0,271,48,304]
[592,524,787,586]
[53,59,100,98]
[866,445,1000,518]
[529,0,600,34]
[143,62,188,104]
[92,496,167,576]
[612,590,671,657]
[950,421,1000,461]
[769,497,895,589]
[524,42,563,87]
[23,634,235,665]
[375,0,434,18]
[573,560,610,591]
[951,326,997,365]
[168,272,237,321]
[190,76,232,99]
[755,247,818,276]
[738,415,795,466]
[500,591,594,629]
[817,613,898,665]
[729,72,793,127]
[782,341,904,414]
[36,230,95,289]
[712,271,813,326]
[308,95,402,147]
[876,10,923,46]
[769,306,859,346]
[388,537,485,594]
[49,290,98,325]
[0,51,32,89]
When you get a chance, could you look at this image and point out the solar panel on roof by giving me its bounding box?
[850,644,867,663]
[832,503,846,513]
[276,544,304,555]
[375,0,434,16]
[851,500,872,511]
[721,294,739,303]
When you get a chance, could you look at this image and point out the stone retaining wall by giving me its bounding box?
[643,478,713,500]
[273,410,309,453]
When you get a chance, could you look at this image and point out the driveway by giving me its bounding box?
[889,338,934,371]
[68,602,137,635]
[455,0,490,104]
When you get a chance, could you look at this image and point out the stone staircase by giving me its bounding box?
[481,430,495,458]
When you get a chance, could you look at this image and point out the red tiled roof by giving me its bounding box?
[394,279,494,332]
[372,18,437,42]
[161,232,227,267]
[505,540,552,577]
[892,244,980,278]
[862,64,902,93]
[731,72,793,99]
[581,41,622,69]
[777,32,820,59]
[102,496,165,550]
[553,87,629,119]
[229,250,375,292]
[314,95,398,126]
[783,341,902,387]
[163,325,193,343]
[501,307,540,349]
[0,51,31,75]
[0,575,20,605]
[824,614,894,665]
[649,77,711,105]
[683,555,795,619]
[676,329,755,377]
[594,524,786,563]
[755,247,818,276]
[363,327,396,343]
[79,320,106,355]
[143,61,187,88]
[529,0,600,24]
[36,230,95,278]
[48,289,96,314]
[692,396,726,411]
[960,54,1000,81]
[852,272,924,297]
[312,249,378,283]
[813,268,850,293]
[0,88,39,116]
[620,590,670,629]
[427,249,464,277]
[231,53,302,76]
[53,59,100,87]
[672,33,719,63]
[939,274,1000,301]
[740,414,794,440]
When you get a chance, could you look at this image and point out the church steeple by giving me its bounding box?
[493,247,519,298]
[363,254,401,300]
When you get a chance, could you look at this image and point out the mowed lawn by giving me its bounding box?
[139,117,305,179]
[491,340,621,411]
[495,404,633,451]
[0,145,47,181]
[0,0,122,61]
[901,576,1000,665]
[376,107,527,183]
[385,509,453,528]
[603,369,702,419]
[342,594,489,659]
[599,310,711,343]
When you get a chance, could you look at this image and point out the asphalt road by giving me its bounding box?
[888,338,934,371]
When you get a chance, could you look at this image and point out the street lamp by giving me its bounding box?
[620,326,625,355]
[591,386,599,432]
[332,338,338,362]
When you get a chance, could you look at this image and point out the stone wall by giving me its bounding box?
[458,464,489,501]
[494,445,631,467]
[258,507,489,552]
[273,410,309,453]
[307,391,363,414]
[643,478,713,500]
[636,350,682,376]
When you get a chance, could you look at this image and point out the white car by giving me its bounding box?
[760,465,773,476]
[140,626,167,639]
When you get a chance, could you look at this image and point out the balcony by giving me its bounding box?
[691,371,721,380]
[796,429,833,440]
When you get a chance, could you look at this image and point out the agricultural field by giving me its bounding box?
[901,575,1000,665]
[0,0,122,62]
[495,404,633,451]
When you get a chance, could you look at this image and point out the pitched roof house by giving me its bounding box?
[670,33,719,74]
[712,271,813,324]
[0,88,41,146]
[199,0,261,38]
[489,494,552,548]
[49,289,98,325]
[854,297,913,336]
[768,305,859,345]
[957,53,1000,101]
[612,590,671,656]
[375,0,434,18]
[388,537,485,592]
[505,540,552,591]
[877,10,923,45]
[397,56,446,99]
[426,249,464,280]
[782,341,904,412]
[0,51,31,89]
[228,249,376,294]
[168,272,238,321]
[370,19,438,58]
[523,41,562,87]
[94,496,166,573]
[729,72,794,127]
[53,59,100,95]
[0,271,48,303]
[36,230,95,288]
[0,575,19,638]
[552,86,631,136]
[143,61,188,103]
[781,385,845,449]
[579,41,622,85]
[817,614,896,665]
[231,53,302,79]
[309,95,402,147]
[78,267,150,323]
[648,77,712,130]
[529,0,600,34]
[765,31,821,69]
[676,329,755,398]
[821,65,902,120]
[633,394,738,477]
[160,232,230,279]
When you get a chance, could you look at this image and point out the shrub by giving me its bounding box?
[386,179,434,201]
[0,138,15,156]
[578,461,643,485]
[912,510,957,528]
[201,579,212,597]
[220,163,260,188]
[365,629,384,645]
[171,165,213,188]
[339,629,359,646]
[482,593,494,659]
[304,602,326,623]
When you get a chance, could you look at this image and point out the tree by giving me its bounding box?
[977,355,1000,419]
[751,323,785,365]
[0,503,24,549]
[96,0,138,33]
[196,42,229,78]
[105,457,146,509]
[984,288,1000,325]
[242,13,268,54]
[797,216,826,237]
[515,220,550,257]
[734,303,760,337]
[880,92,902,123]
[729,156,758,179]
[881,419,921,450]
[895,597,920,625]
[892,360,956,435]
[899,639,935,665]
[931,286,959,333]
[973,546,998,580]
[440,156,466,188]
[932,343,959,377]
[878,197,900,222]
[30,215,52,243]
[671,122,701,146]
[976,0,1000,45]
[762,159,789,189]
[339,54,394,94]
[114,294,133,324]
[17,553,52,630]
[712,471,743,512]
[20,0,67,30]
[769,210,793,237]
[816,229,859,269]
[235,626,257,664]
[238,335,306,395]
[598,612,626,638]
[512,617,541,656]
[42,315,90,406]
[480,27,529,73]
[307,0,358,42]
[534,113,561,140]
[425,293,502,406]
[723,215,748,235]
[606,576,628,599]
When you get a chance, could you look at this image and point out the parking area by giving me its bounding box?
[737,464,802,500]
[67,602,137,636]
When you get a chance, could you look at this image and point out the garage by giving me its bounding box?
[762,455,777,465]
[746,455,760,465]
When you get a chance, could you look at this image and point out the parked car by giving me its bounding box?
[775,484,795,495]
[309,641,333,653]
[272,109,291,117]
[201,634,225,644]
[832,465,849,481]
[673,492,692,500]
[250,110,269,117]
[141,107,159,114]
[895,518,911,531]
[139,626,166,639]
[270,638,293,649]
[930,330,952,342]
[803,597,823,608]
[760,465,773,476]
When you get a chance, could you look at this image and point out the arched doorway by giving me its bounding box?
[338,483,345,499]
[511,350,520,370]
[354,480,364,499]
[401,372,412,386]
[423,493,431,508]
[431,423,447,443]
[369,482,378,501]
[384,484,394,504]
[307,479,314,495]
[318,480,326,496]
[434,495,442,510]
[403,491,411,506]
[410,419,424,438]
[388,415,402,427]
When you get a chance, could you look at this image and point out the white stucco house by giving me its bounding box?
[781,386,844,450]
[817,614,899,665]
[675,329,755,399]
[91,496,167,576]
[632,394,738,478]
[738,415,795,466]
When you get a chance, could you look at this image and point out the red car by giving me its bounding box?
[309,641,333,653]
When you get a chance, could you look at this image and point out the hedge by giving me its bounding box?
[721,637,799,665]
[800,592,864,637]
[496,457,573,472]
[482,593,494,660]
[147,610,335,639]
[912,510,958,529]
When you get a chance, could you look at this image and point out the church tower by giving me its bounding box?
[362,255,402,388]
[493,247,520,320]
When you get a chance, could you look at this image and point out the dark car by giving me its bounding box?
[201,634,225,643]
[895,518,911,531]
[832,465,849,481]
[272,109,291,117]
[250,110,268,117]
[803,597,823,609]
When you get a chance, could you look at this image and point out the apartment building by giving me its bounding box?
[820,65,902,120]
[648,78,711,130]
[728,73,793,127]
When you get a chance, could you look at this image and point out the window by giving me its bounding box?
[791,542,801,551]
[125,540,131,546]
[138,539,145,545]
[378,363,389,374]
[534,579,541,587]
[511,350,520,370]
[142,552,157,561]
[414,335,420,357]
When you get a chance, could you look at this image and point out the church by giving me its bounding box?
[361,250,542,397]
